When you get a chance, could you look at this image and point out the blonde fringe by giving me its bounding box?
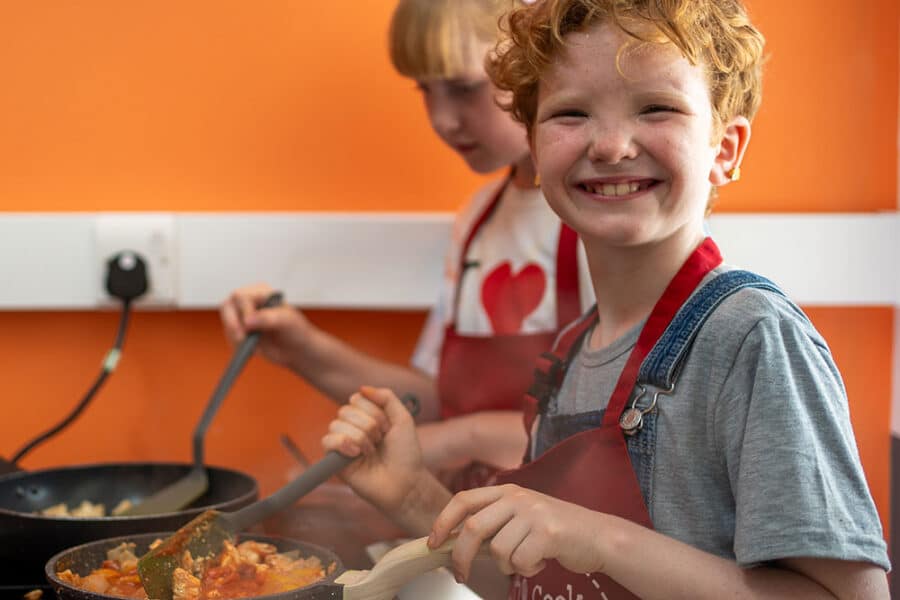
[389,0,521,80]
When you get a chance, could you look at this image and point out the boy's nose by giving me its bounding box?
[427,98,463,137]
[586,124,638,164]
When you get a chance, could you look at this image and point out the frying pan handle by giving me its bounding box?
[338,536,488,600]
[192,291,284,465]
[0,457,22,475]
[227,392,419,532]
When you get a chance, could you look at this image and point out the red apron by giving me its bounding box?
[495,238,723,599]
[437,176,582,490]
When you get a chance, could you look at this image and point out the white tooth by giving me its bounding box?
[602,184,617,195]
[629,182,639,192]
[616,183,630,196]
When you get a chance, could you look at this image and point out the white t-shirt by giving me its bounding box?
[411,177,595,377]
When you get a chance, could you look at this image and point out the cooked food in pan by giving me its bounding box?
[57,538,336,599]
[39,499,134,518]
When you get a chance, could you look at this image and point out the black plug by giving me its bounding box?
[105,251,149,302]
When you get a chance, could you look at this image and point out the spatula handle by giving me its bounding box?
[229,451,354,531]
[227,392,419,533]
[192,291,283,465]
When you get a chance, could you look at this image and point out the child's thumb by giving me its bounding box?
[246,306,289,331]
[359,386,416,423]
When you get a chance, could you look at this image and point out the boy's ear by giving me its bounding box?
[709,116,751,186]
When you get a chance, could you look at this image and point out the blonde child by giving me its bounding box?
[322,0,891,597]
[221,0,592,489]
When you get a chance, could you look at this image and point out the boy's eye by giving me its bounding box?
[446,80,485,96]
[550,109,588,120]
[641,104,678,115]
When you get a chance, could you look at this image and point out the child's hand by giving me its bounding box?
[321,386,428,516]
[219,283,309,368]
[417,418,473,480]
[429,485,606,582]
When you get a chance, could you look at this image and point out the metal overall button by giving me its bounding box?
[619,382,674,436]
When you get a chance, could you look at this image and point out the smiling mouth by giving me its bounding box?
[577,179,658,197]
[454,143,478,153]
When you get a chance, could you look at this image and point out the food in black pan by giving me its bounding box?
[39,498,134,517]
[57,537,336,599]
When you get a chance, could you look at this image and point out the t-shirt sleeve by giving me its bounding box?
[715,307,889,570]
[410,295,449,377]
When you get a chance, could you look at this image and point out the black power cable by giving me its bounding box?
[8,251,149,466]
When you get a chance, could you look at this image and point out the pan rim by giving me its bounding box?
[0,461,258,520]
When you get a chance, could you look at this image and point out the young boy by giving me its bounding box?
[322,0,891,598]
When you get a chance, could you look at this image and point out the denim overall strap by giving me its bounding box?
[638,270,785,390]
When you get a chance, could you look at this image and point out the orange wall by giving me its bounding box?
[0,0,895,213]
[0,1,490,213]
[0,0,895,535]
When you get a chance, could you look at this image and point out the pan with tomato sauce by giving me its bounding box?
[46,532,343,600]
[1,462,258,587]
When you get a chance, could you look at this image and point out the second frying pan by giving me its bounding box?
[0,462,257,586]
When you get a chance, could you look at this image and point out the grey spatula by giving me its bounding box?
[122,291,283,516]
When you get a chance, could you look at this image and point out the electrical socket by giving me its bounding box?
[94,214,178,306]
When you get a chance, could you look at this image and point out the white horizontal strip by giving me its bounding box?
[0,213,98,309]
[0,212,895,310]
[708,213,899,306]
[177,213,451,309]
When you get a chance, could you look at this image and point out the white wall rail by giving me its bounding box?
[0,212,896,310]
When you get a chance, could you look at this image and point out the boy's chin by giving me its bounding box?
[463,160,498,175]
[460,154,510,175]
[572,224,657,248]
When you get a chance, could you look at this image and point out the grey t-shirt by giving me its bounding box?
[542,266,890,570]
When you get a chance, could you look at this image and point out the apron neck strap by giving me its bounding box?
[602,237,722,425]
[554,224,581,326]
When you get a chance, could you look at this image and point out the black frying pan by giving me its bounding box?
[0,462,257,587]
[46,531,344,600]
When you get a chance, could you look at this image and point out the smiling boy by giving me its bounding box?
[322,1,891,598]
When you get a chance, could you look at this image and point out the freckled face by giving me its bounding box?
[417,44,530,173]
[532,23,721,248]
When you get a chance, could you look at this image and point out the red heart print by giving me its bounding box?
[481,262,547,334]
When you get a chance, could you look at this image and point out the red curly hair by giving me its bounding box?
[488,0,765,136]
